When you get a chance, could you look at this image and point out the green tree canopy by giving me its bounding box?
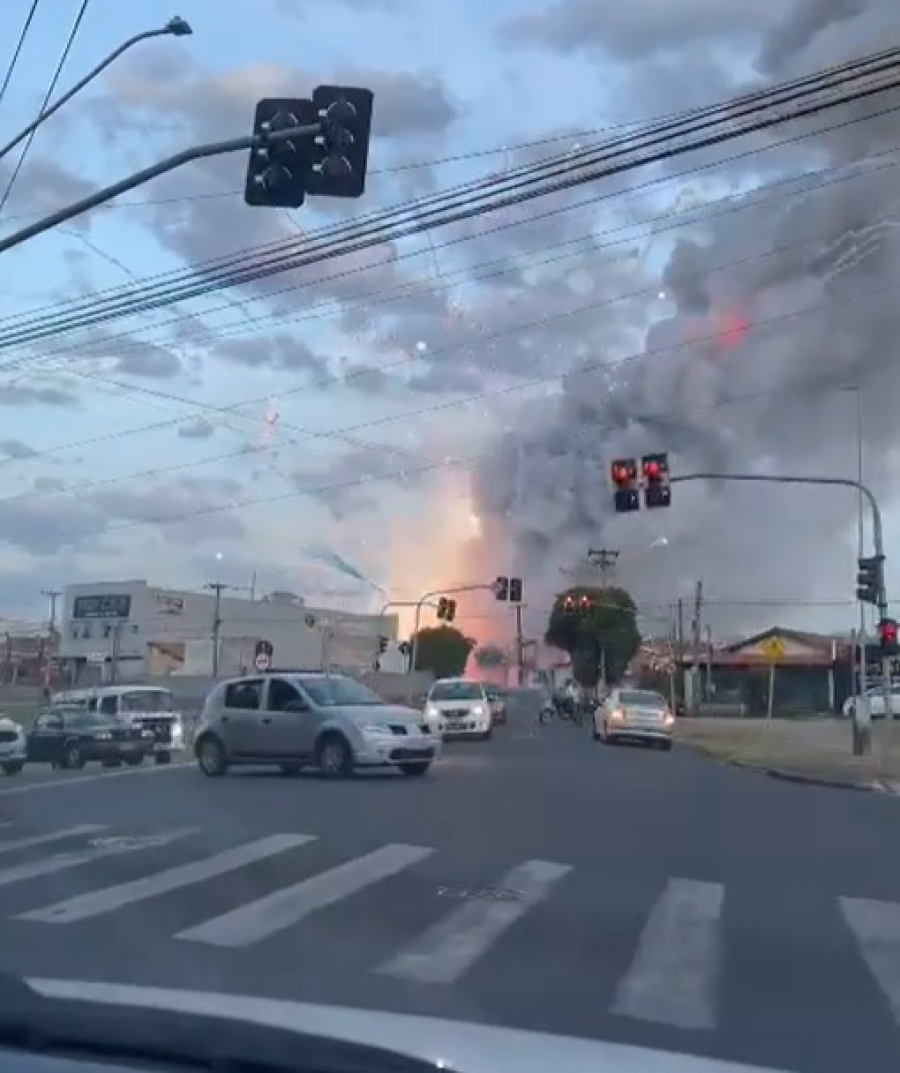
[412,625,475,678]
[545,585,641,687]
[473,644,508,669]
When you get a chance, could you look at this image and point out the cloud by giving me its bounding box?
[177,418,216,440]
[470,0,900,638]
[216,333,330,377]
[0,383,79,407]
[0,440,38,460]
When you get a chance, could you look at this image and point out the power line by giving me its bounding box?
[1,156,896,511]
[0,0,90,212]
[0,48,896,350]
[0,0,41,109]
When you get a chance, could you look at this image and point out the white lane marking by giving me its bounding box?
[841,896,900,1024]
[611,878,723,1030]
[0,824,105,854]
[0,827,199,889]
[18,833,314,924]
[0,760,192,796]
[178,843,432,948]
[377,859,571,984]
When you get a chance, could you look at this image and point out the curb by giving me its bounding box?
[686,743,900,795]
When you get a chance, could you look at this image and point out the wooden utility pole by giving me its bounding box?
[204,582,231,678]
[515,603,525,686]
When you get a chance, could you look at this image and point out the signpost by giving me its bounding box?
[759,637,785,723]
[253,639,273,673]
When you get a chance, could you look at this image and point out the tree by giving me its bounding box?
[473,644,508,669]
[544,585,641,687]
[411,625,475,678]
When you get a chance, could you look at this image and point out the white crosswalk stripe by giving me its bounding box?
[2,822,900,1045]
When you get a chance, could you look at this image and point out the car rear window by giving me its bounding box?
[619,690,667,708]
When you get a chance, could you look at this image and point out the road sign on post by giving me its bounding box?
[254,639,274,672]
[759,636,785,661]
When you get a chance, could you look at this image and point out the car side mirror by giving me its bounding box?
[284,700,308,713]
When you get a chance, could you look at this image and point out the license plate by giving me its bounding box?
[445,721,465,731]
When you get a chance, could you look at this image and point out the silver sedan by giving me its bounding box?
[593,688,675,750]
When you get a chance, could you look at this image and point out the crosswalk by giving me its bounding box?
[1,822,900,1044]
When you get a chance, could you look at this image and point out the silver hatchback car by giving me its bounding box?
[194,672,441,778]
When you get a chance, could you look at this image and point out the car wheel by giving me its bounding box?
[196,734,228,777]
[399,761,431,777]
[63,742,85,769]
[1,762,23,775]
[315,733,353,778]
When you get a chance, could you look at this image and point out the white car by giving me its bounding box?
[424,678,493,740]
[842,686,900,720]
[0,715,26,774]
[593,688,675,750]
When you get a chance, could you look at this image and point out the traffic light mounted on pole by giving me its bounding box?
[509,578,524,603]
[610,458,639,513]
[642,453,671,509]
[245,97,316,208]
[305,85,374,199]
[878,617,899,655]
[493,577,510,601]
[856,555,884,606]
[436,597,457,623]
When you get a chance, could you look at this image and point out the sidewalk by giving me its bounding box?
[677,717,900,791]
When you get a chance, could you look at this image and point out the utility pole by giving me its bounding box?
[587,548,619,584]
[676,598,685,704]
[41,589,61,635]
[204,583,230,679]
[690,580,703,712]
[515,603,525,687]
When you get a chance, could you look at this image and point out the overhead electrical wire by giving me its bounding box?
[0,0,41,109]
[0,0,91,210]
[3,142,897,506]
[1,44,899,352]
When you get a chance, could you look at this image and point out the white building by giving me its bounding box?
[59,579,397,684]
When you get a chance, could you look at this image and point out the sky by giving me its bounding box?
[0,0,897,649]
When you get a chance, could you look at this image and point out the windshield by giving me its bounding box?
[485,686,504,700]
[295,675,385,707]
[430,681,484,701]
[69,710,112,728]
[619,690,667,708]
[120,690,174,713]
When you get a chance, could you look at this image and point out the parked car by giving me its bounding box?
[0,716,27,775]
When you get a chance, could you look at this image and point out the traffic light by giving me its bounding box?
[579,594,592,613]
[509,578,524,603]
[494,576,510,601]
[377,635,388,654]
[437,597,449,620]
[610,458,639,513]
[856,555,884,606]
[878,617,899,655]
[562,595,576,614]
[642,452,671,509]
[244,97,317,208]
[444,599,457,624]
[305,85,374,199]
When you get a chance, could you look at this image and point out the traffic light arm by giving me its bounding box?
[671,471,888,614]
[406,583,498,696]
[0,122,322,257]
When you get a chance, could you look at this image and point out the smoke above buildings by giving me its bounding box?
[470,0,900,640]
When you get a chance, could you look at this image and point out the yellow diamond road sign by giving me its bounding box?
[760,636,786,660]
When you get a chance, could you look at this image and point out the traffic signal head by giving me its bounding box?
[610,458,640,513]
[245,97,316,208]
[879,617,899,654]
[856,555,884,607]
[579,594,592,612]
[509,577,523,603]
[562,595,575,613]
[444,599,457,624]
[494,576,510,601]
[642,453,671,509]
[305,85,374,199]
[377,635,388,654]
[437,597,449,620]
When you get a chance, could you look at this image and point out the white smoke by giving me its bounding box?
[472,0,900,638]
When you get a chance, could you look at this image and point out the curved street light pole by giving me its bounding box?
[0,16,193,164]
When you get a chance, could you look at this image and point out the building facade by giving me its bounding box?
[58,579,397,684]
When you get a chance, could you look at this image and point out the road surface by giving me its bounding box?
[0,701,897,1073]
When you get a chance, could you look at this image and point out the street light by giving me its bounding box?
[0,16,193,163]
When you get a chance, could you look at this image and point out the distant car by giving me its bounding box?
[194,672,440,778]
[0,716,26,775]
[593,688,674,750]
[27,706,154,770]
[424,678,492,740]
[484,686,507,725]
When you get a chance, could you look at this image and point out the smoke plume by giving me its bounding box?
[471,0,900,640]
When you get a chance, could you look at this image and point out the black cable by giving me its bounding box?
[2,44,897,344]
[0,0,41,109]
[0,0,90,212]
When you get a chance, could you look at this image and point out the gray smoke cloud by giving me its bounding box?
[473,0,900,639]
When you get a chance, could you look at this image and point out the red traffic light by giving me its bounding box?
[579,595,591,609]
[641,453,669,482]
[644,461,660,479]
[879,618,898,644]
[610,458,637,487]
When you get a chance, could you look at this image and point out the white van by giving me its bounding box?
[50,685,185,763]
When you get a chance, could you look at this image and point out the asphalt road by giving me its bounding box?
[0,696,898,1073]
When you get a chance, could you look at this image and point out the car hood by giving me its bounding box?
[26,979,789,1073]
[336,704,422,725]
